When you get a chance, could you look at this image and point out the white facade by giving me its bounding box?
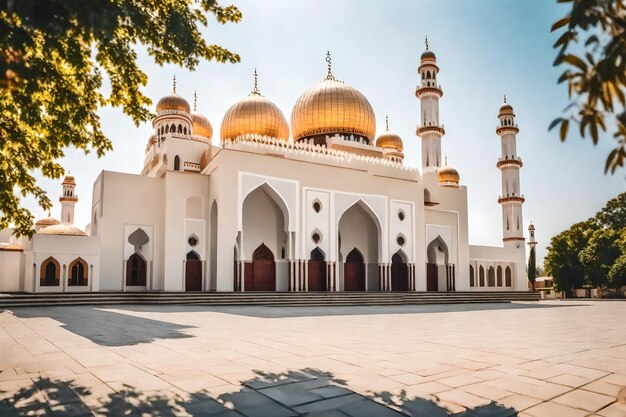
[0,45,532,294]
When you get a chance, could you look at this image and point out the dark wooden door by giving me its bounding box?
[344,249,365,291]
[244,262,253,291]
[391,254,408,291]
[426,263,438,291]
[308,261,327,291]
[252,260,275,291]
[185,260,202,291]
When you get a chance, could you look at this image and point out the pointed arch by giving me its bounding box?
[505,266,512,286]
[426,235,449,265]
[40,257,60,286]
[186,250,200,260]
[469,265,475,287]
[308,247,327,291]
[497,265,503,286]
[479,265,485,286]
[241,182,291,232]
[391,250,408,291]
[344,248,365,291]
[68,257,88,286]
[488,266,496,287]
[126,253,147,286]
[310,247,325,261]
[253,243,274,261]
[174,155,181,171]
[185,250,202,291]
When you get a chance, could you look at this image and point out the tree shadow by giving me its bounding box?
[9,306,194,347]
[0,369,519,416]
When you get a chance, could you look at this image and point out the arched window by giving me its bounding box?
[469,265,475,287]
[126,254,147,286]
[426,71,431,79]
[177,124,183,134]
[422,72,425,80]
[183,127,187,135]
[497,266,503,286]
[40,257,60,286]
[479,266,485,286]
[311,247,325,262]
[488,266,495,287]
[505,266,512,286]
[174,155,180,171]
[187,251,200,260]
[69,258,88,286]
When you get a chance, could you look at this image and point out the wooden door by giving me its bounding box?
[244,262,254,291]
[426,263,438,291]
[252,260,275,291]
[391,253,408,291]
[185,260,202,291]
[308,261,327,291]
[344,249,365,291]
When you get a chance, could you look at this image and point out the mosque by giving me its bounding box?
[0,43,538,294]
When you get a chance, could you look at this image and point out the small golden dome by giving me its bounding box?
[421,50,436,62]
[38,224,88,236]
[156,93,191,114]
[499,103,513,114]
[220,93,289,142]
[375,116,403,152]
[438,160,460,188]
[291,78,376,142]
[191,110,213,139]
[62,175,75,185]
[35,217,60,226]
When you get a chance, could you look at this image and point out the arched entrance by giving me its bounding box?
[245,243,275,291]
[185,251,202,291]
[126,254,147,286]
[40,257,60,287]
[426,236,449,291]
[391,251,408,291]
[69,258,88,286]
[344,248,365,291]
[308,247,327,291]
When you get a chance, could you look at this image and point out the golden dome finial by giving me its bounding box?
[385,115,389,131]
[172,75,177,94]
[193,90,197,111]
[425,36,429,50]
[251,68,260,95]
[325,50,335,81]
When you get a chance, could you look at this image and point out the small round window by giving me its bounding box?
[398,210,405,221]
[188,236,198,247]
[313,201,321,213]
[397,235,405,246]
[312,233,321,244]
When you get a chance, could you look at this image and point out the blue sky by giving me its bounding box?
[26,0,625,263]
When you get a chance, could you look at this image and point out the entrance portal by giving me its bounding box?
[308,248,327,291]
[391,252,408,291]
[344,248,365,291]
[426,263,438,291]
[245,243,275,291]
[185,251,202,291]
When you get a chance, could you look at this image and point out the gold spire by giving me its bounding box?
[503,94,507,103]
[325,50,335,80]
[385,115,389,131]
[425,36,429,50]
[251,68,260,95]
[172,75,177,94]
[193,90,197,111]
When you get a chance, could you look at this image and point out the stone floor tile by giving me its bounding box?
[600,373,626,386]
[525,401,588,417]
[497,394,543,412]
[459,382,513,402]
[546,373,594,387]
[552,389,615,412]
[403,381,451,398]
[388,373,426,386]
[596,402,626,417]
[434,389,490,409]
[436,374,483,388]
[581,380,623,397]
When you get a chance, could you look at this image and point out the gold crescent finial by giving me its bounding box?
[173,75,176,94]
[325,50,334,80]
[252,68,260,95]
[504,94,507,103]
[193,90,197,111]
[385,115,389,131]
[425,36,429,50]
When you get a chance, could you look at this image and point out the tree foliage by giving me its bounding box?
[528,246,537,291]
[545,192,626,296]
[0,0,241,236]
[550,0,626,174]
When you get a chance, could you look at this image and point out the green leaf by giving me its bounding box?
[551,17,570,31]
[560,119,570,141]
[549,118,565,131]
[561,54,588,71]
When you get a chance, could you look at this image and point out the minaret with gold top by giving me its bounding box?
[416,37,445,172]
[59,174,78,225]
[496,96,525,248]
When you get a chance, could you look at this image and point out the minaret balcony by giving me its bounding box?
[496,125,519,135]
[416,124,445,136]
[498,194,525,204]
[496,157,523,168]
[415,85,443,98]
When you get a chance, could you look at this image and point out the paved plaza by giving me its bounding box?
[0,301,625,416]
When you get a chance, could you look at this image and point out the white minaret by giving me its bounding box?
[59,174,78,225]
[528,223,537,250]
[416,37,445,172]
[496,97,525,248]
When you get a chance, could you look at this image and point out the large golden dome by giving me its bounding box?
[191,110,213,140]
[220,74,289,142]
[291,78,376,142]
[156,93,191,114]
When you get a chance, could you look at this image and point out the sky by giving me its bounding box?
[25,0,625,264]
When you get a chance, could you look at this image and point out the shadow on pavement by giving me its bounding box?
[0,369,518,416]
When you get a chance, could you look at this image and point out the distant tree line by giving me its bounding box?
[544,192,626,297]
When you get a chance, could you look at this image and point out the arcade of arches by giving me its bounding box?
[469,264,513,288]
[39,257,89,287]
